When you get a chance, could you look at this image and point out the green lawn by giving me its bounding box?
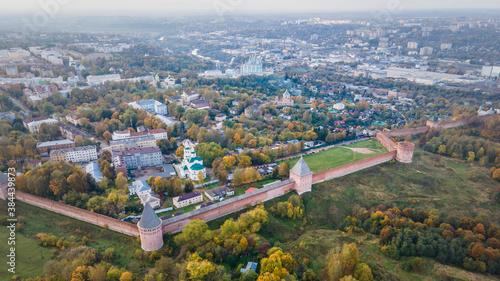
[301,148,500,228]
[283,139,388,173]
[0,201,153,276]
[0,227,54,280]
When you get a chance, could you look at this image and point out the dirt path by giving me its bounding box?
[173,245,188,262]
[340,146,374,155]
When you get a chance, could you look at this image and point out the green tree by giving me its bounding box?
[174,220,214,250]
[184,180,195,193]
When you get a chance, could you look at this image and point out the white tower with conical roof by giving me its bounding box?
[289,156,313,195]
[138,202,163,251]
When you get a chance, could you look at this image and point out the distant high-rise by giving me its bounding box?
[407,41,418,49]
[481,66,500,78]
[440,43,452,50]
[240,56,263,75]
[419,47,434,56]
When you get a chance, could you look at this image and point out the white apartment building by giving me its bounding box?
[129,99,168,115]
[112,147,163,170]
[25,118,58,133]
[65,146,98,162]
[50,145,98,163]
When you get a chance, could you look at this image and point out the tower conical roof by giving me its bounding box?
[290,156,312,176]
[138,202,162,229]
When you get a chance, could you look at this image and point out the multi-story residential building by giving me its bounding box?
[407,41,418,49]
[419,47,434,56]
[181,91,199,104]
[50,145,98,163]
[112,130,133,140]
[129,99,168,115]
[86,74,121,84]
[36,139,75,153]
[24,117,58,133]
[172,191,203,208]
[112,147,163,176]
[148,129,168,140]
[111,129,168,141]
[165,95,182,105]
[65,113,82,126]
[190,99,211,110]
[109,135,157,151]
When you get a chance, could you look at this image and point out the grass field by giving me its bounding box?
[302,148,500,227]
[256,148,500,281]
[283,139,388,173]
[279,229,500,281]
[0,201,156,278]
[0,227,54,280]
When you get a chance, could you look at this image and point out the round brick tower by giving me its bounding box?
[396,142,415,163]
[138,202,163,251]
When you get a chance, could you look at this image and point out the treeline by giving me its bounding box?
[15,162,138,218]
[338,207,500,276]
[418,121,500,182]
[158,205,316,281]
[209,147,293,186]
[33,231,158,281]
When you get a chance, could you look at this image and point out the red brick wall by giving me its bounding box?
[15,191,139,237]
[431,114,499,131]
[312,151,396,184]
[376,133,397,151]
[381,126,430,137]
[161,181,296,233]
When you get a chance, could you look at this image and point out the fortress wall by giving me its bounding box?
[15,191,140,237]
[382,126,429,137]
[312,151,396,184]
[161,181,296,234]
[376,132,398,151]
[434,114,499,130]
[437,118,470,130]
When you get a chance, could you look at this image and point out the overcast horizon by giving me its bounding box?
[3,0,500,15]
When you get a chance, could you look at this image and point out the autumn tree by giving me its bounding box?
[279,162,290,179]
[326,243,371,281]
[197,171,205,185]
[175,146,184,158]
[238,155,252,168]
[115,172,128,190]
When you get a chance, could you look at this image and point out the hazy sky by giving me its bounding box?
[4,0,500,15]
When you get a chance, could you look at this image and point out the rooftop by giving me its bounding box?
[50,145,96,155]
[176,191,202,202]
[36,139,75,148]
[290,157,312,176]
[138,202,162,229]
